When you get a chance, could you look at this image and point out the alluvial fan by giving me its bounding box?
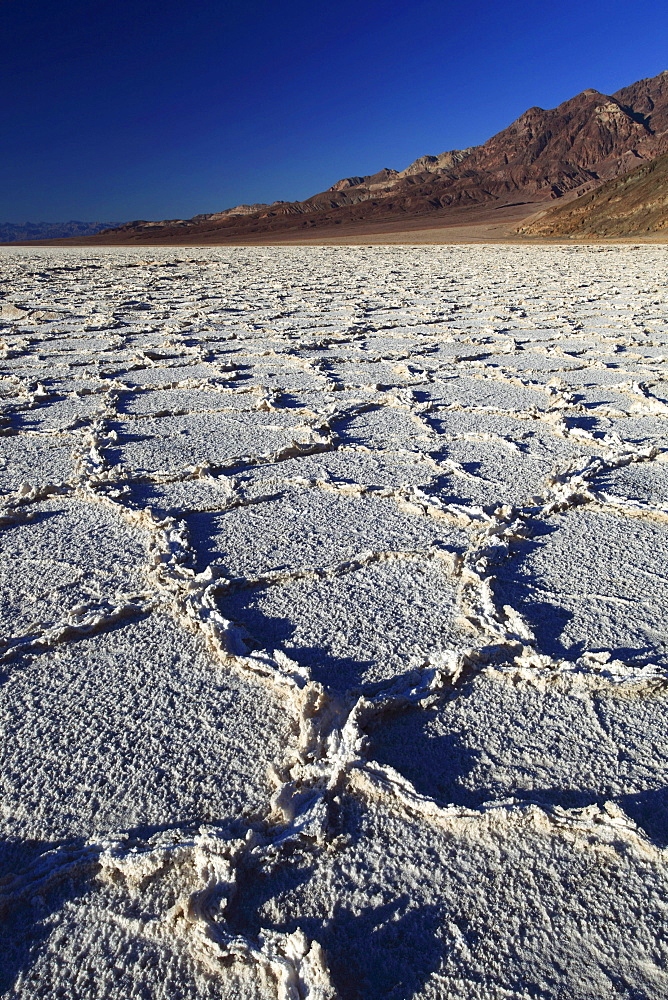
[1,244,668,1000]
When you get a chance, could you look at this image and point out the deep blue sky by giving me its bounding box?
[2,0,667,222]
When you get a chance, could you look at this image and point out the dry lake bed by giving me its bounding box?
[1,244,668,999]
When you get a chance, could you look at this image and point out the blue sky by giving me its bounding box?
[2,0,667,222]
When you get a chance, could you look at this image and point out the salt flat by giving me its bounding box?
[1,244,667,999]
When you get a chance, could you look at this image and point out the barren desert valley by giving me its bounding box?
[0,243,667,998]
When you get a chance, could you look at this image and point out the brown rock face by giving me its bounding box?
[613,70,668,134]
[518,150,668,237]
[39,69,668,244]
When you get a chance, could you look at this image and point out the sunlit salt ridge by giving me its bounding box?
[1,244,668,999]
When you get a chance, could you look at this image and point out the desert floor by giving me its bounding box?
[14,202,668,247]
[1,244,668,999]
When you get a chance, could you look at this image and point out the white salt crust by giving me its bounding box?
[0,244,667,1000]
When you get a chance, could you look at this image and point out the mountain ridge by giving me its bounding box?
[12,69,668,244]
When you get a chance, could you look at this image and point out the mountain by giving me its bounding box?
[518,150,668,237]
[0,220,121,243]
[16,69,668,244]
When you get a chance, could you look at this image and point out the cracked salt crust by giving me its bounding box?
[370,672,668,840]
[119,387,238,415]
[7,851,278,1000]
[439,435,582,506]
[111,410,318,474]
[0,496,149,639]
[108,361,226,387]
[0,614,292,841]
[493,508,668,668]
[228,794,668,1000]
[605,413,668,445]
[16,394,105,433]
[415,375,555,411]
[223,554,467,690]
[1,244,667,999]
[127,476,237,514]
[337,406,433,450]
[0,433,76,493]
[597,456,668,502]
[190,486,468,578]
[237,449,442,490]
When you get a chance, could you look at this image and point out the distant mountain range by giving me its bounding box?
[86,69,666,243]
[0,220,120,243]
[9,69,668,244]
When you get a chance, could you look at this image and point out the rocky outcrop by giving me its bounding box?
[613,69,668,134]
[397,148,477,177]
[193,203,275,219]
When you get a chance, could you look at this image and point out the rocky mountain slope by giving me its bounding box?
[17,69,668,244]
[0,220,120,243]
[518,150,668,237]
